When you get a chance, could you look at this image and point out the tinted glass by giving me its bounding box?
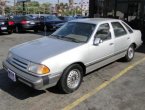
[52,22,96,43]
[112,22,127,37]
[95,23,111,41]
[47,16,60,20]
[122,22,133,33]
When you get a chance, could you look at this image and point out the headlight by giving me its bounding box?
[28,62,50,75]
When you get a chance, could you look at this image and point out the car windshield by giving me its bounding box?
[64,17,75,21]
[51,22,96,43]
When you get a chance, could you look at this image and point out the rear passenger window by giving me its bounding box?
[122,22,133,33]
[112,22,127,37]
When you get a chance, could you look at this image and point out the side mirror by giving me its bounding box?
[93,38,103,46]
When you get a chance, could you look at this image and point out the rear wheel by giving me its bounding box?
[34,29,38,33]
[124,45,135,62]
[8,30,13,34]
[58,64,83,93]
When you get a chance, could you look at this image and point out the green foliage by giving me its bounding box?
[5,1,51,14]
[4,1,82,16]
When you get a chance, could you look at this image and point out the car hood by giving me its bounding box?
[11,37,82,63]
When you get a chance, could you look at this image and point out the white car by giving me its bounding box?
[3,18,142,93]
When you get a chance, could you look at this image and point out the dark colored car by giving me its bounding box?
[39,15,65,31]
[0,16,15,34]
[56,16,76,29]
[13,15,40,33]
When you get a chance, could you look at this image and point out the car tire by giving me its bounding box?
[8,30,13,34]
[34,29,38,33]
[124,45,135,62]
[58,64,83,94]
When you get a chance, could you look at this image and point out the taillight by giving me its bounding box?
[8,21,14,26]
[21,20,27,24]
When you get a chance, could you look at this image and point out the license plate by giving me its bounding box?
[8,69,16,82]
[1,27,7,30]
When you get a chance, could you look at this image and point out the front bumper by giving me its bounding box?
[3,60,61,90]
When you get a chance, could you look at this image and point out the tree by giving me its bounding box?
[40,3,51,14]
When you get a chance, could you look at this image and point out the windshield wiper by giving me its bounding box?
[51,34,63,39]
[62,37,83,43]
[51,35,83,43]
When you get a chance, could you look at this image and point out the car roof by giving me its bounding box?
[70,18,121,24]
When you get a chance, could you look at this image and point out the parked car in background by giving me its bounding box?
[0,15,15,34]
[3,18,142,93]
[56,16,76,29]
[39,15,64,31]
[27,14,39,19]
[13,15,40,33]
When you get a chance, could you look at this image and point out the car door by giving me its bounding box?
[86,23,114,72]
[111,21,131,54]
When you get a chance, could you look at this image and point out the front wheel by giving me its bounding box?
[124,45,135,62]
[58,64,83,94]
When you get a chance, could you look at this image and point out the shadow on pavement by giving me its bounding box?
[0,69,64,100]
[136,43,145,54]
[0,33,10,36]
[0,69,46,100]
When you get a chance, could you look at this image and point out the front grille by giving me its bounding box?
[8,54,29,72]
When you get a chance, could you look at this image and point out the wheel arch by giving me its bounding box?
[131,42,137,49]
[63,62,86,76]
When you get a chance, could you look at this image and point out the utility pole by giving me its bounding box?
[114,0,117,18]
[14,0,16,14]
[22,1,26,15]
[81,0,83,16]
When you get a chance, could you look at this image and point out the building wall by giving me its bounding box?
[89,0,144,19]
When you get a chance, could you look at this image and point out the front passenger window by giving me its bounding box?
[95,23,111,41]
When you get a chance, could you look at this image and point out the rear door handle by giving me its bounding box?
[127,37,130,40]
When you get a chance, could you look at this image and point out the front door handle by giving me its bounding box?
[109,43,114,45]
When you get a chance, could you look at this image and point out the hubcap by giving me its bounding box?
[128,47,134,59]
[67,69,81,89]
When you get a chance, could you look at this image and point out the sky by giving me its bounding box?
[8,0,87,5]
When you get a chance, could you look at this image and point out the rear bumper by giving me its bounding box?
[0,26,14,32]
[22,24,40,30]
[0,26,8,32]
[3,60,61,90]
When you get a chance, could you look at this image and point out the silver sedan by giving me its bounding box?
[3,18,142,93]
